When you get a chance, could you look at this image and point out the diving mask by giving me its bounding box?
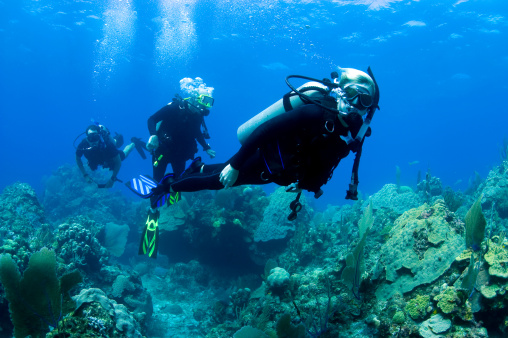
[197,94,214,108]
[343,84,373,110]
[87,131,101,143]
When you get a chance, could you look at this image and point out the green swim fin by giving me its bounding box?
[139,209,160,258]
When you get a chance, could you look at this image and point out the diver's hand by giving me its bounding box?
[285,182,302,193]
[219,164,239,189]
[206,148,216,159]
[83,174,93,184]
[146,135,159,151]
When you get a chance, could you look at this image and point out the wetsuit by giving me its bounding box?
[76,138,125,171]
[148,100,210,180]
[169,104,365,195]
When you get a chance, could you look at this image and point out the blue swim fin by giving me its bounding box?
[126,173,180,208]
[125,174,157,198]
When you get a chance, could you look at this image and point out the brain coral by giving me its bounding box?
[375,200,465,301]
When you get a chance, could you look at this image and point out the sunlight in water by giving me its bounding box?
[93,0,137,86]
[154,0,197,70]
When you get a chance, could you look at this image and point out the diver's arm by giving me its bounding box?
[76,153,93,184]
[103,154,121,188]
[195,131,211,151]
[76,154,87,177]
[109,155,122,183]
[147,104,172,135]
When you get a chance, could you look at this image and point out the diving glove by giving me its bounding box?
[206,148,216,159]
[219,164,239,189]
[146,135,159,151]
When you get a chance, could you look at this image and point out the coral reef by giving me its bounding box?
[375,200,466,300]
[3,155,508,337]
[254,187,311,242]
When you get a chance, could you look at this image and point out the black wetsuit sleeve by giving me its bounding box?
[148,104,172,135]
[229,104,322,170]
[195,124,210,151]
[75,139,88,157]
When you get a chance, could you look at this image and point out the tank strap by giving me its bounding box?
[282,92,300,112]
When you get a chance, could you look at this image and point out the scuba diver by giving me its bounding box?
[146,77,217,178]
[75,124,147,188]
[129,67,379,258]
[139,77,217,258]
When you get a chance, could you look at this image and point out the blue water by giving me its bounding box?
[1,0,506,209]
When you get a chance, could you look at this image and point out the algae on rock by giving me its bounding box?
[375,200,465,301]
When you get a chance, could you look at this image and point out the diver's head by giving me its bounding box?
[336,68,375,116]
[180,77,214,115]
[86,125,101,144]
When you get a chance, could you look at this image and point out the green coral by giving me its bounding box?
[275,313,306,338]
[480,284,500,299]
[479,282,507,300]
[0,248,81,338]
[434,286,458,314]
[465,194,486,251]
[405,294,430,320]
[341,203,373,297]
[484,240,508,278]
[392,311,405,325]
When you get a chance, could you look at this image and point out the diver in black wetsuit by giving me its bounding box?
[137,77,216,258]
[130,67,379,259]
[154,67,380,210]
[75,124,146,188]
[170,103,362,193]
[145,77,217,182]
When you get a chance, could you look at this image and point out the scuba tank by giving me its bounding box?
[237,81,333,144]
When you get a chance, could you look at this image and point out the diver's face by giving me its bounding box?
[87,131,100,146]
[337,96,369,116]
[189,98,209,116]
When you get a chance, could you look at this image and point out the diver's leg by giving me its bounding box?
[171,159,186,178]
[233,151,272,186]
[150,152,169,206]
[170,163,226,192]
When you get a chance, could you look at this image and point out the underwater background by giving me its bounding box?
[1,0,508,337]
